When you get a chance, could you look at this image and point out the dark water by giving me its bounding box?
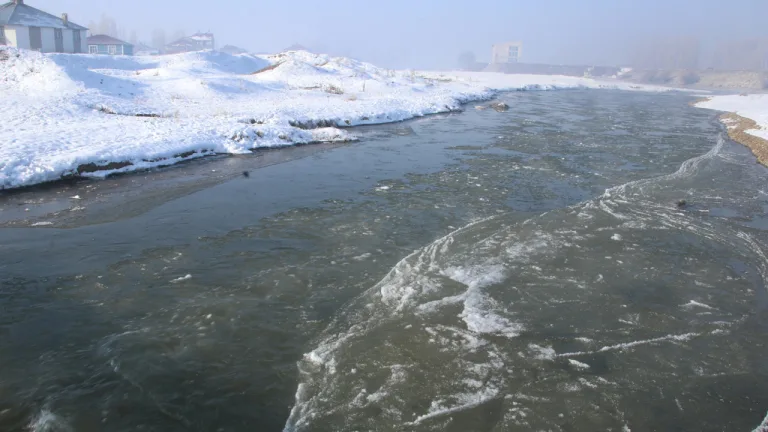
[2,90,768,432]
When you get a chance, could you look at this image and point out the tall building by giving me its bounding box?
[631,37,700,70]
[491,42,523,64]
[711,39,768,71]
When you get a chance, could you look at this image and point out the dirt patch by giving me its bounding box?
[251,62,282,75]
[76,161,133,174]
[323,84,344,95]
[75,150,210,176]
[288,119,337,130]
[720,112,768,166]
[95,106,164,118]
[97,105,117,115]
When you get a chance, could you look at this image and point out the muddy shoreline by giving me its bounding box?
[719,112,768,166]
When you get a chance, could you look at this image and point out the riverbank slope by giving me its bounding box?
[696,95,768,165]
[1,47,677,190]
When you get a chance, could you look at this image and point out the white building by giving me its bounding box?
[491,41,523,64]
[0,0,88,53]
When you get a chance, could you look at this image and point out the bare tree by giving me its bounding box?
[631,37,700,70]
[712,39,768,71]
[87,20,97,36]
[152,29,166,50]
[129,30,138,46]
[98,14,118,37]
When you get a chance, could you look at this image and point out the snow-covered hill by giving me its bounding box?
[0,48,678,189]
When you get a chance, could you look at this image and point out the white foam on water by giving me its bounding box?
[170,274,192,283]
[568,359,591,370]
[441,264,505,290]
[284,133,768,431]
[408,385,500,425]
[527,344,556,360]
[351,253,372,261]
[753,410,768,432]
[603,135,725,202]
[440,263,523,337]
[557,332,701,358]
[505,233,555,262]
[578,377,599,389]
[28,409,72,432]
[425,325,474,350]
[681,300,714,310]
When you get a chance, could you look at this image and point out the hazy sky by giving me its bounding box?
[31,0,768,68]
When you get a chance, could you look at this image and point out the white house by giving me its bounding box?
[0,0,88,53]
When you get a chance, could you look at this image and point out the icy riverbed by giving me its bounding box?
[1,47,679,189]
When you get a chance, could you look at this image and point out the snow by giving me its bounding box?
[170,274,192,283]
[568,359,591,370]
[1,47,683,189]
[696,94,768,141]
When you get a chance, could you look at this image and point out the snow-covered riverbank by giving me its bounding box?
[696,95,768,165]
[1,47,677,189]
[696,94,768,142]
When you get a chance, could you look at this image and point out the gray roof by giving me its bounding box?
[87,34,132,46]
[0,1,87,31]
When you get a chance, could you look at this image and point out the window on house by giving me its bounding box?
[507,46,519,62]
[89,45,98,54]
[108,45,117,55]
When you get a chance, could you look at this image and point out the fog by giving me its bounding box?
[30,0,768,69]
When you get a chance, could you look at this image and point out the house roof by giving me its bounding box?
[219,45,247,54]
[87,34,132,46]
[134,43,158,53]
[167,32,214,47]
[188,32,213,41]
[283,44,312,53]
[0,1,87,30]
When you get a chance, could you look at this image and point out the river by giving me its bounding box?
[1,90,767,432]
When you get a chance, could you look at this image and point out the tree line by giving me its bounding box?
[86,14,187,49]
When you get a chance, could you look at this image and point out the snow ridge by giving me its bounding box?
[0,47,679,189]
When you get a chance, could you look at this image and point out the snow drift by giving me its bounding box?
[0,47,679,189]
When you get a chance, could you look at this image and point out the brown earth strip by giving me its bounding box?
[720,112,768,166]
